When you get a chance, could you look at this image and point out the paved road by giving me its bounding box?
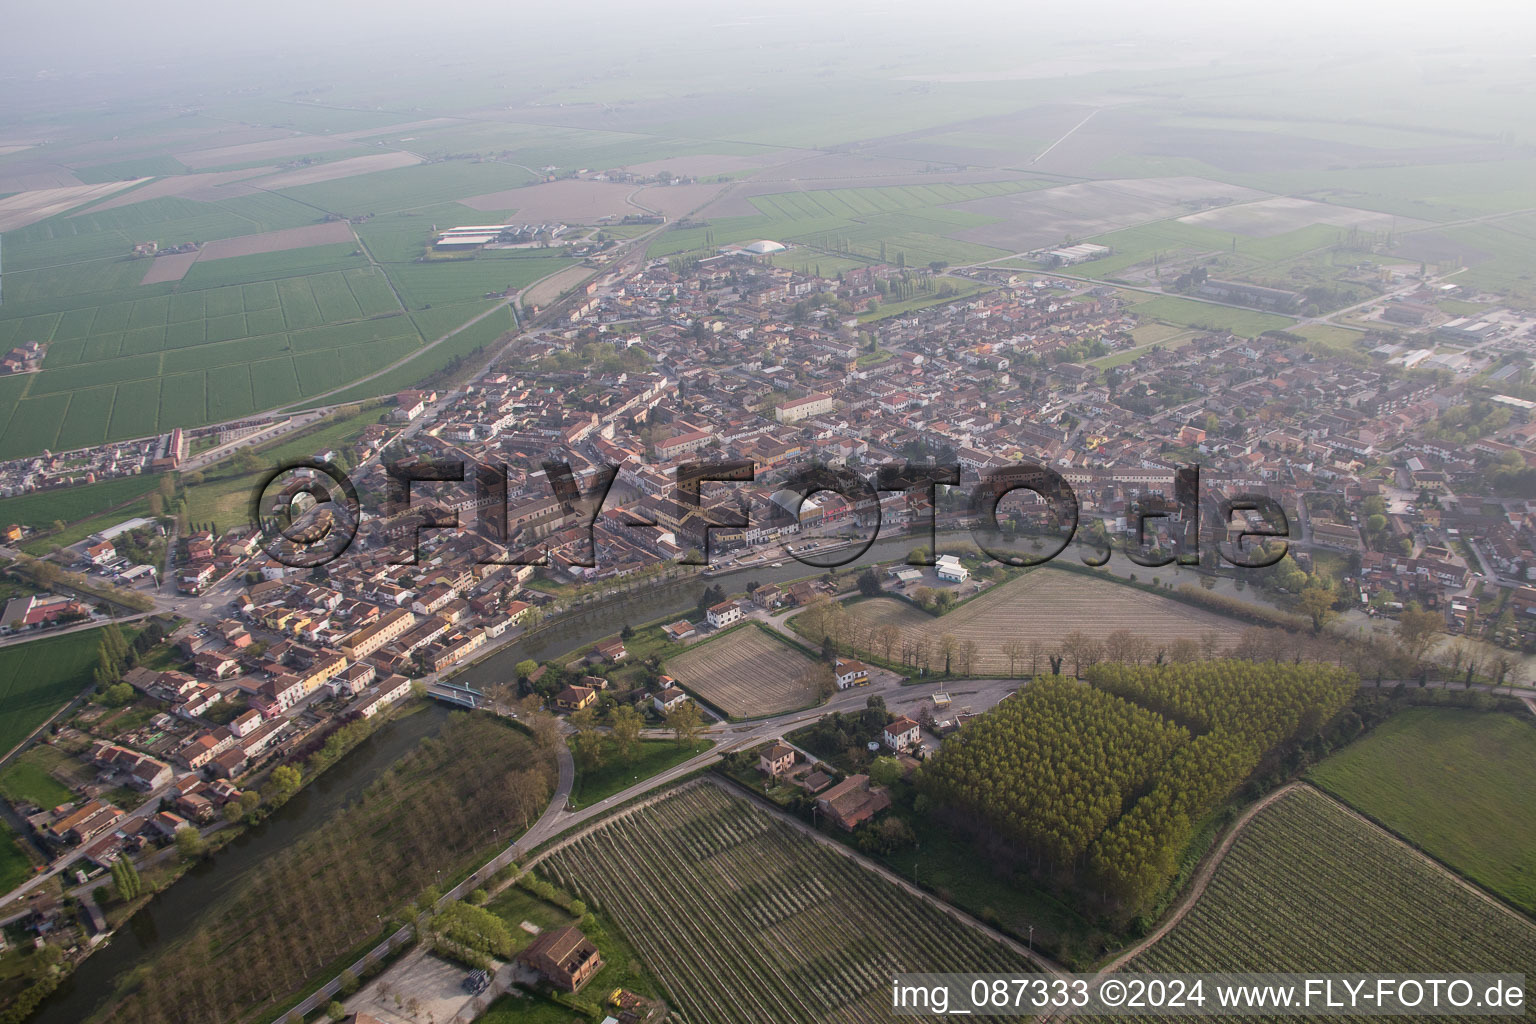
[0,778,176,909]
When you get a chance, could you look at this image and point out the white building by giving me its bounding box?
[833,657,870,689]
[935,554,969,583]
[883,716,921,752]
[706,600,742,629]
[653,686,690,714]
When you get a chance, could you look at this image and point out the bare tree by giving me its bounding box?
[1002,639,1025,676]
[959,639,977,676]
[1059,631,1102,677]
[938,633,958,674]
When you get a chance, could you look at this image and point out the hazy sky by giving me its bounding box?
[7,0,1536,74]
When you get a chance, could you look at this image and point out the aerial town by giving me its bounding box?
[0,4,1534,1023]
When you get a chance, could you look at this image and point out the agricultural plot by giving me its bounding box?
[382,254,574,309]
[648,180,1025,266]
[665,625,820,717]
[0,473,161,529]
[1120,788,1536,1007]
[0,230,414,456]
[948,177,1267,253]
[828,568,1244,676]
[1177,196,1423,237]
[0,628,118,755]
[1123,294,1295,338]
[1308,708,1536,914]
[543,783,1038,1024]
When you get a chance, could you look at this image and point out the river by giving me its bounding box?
[451,530,943,686]
[32,528,1325,1020]
[31,538,938,1023]
[31,703,454,1024]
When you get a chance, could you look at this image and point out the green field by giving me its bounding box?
[0,178,561,458]
[647,180,1030,267]
[1308,708,1536,913]
[1123,788,1536,993]
[568,738,713,810]
[0,827,32,893]
[1123,294,1295,337]
[0,235,426,457]
[0,746,76,808]
[300,303,519,408]
[0,474,162,531]
[181,402,388,526]
[0,628,117,755]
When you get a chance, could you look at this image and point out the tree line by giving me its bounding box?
[919,661,1356,918]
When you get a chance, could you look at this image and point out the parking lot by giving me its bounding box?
[341,948,506,1024]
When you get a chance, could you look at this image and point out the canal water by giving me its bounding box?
[33,530,965,1021]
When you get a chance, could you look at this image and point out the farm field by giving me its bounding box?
[0,245,424,458]
[0,179,559,458]
[1122,294,1295,337]
[298,302,519,409]
[1118,787,1536,1008]
[665,625,821,718]
[822,568,1244,676]
[0,474,162,530]
[648,180,1027,266]
[542,782,1038,1024]
[1308,708,1536,913]
[180,403,386,526]
[0,628,118,756]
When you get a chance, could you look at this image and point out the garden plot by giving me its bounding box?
[665,625,821,718]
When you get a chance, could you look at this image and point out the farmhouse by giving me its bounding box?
[833,657,870,689]
[517,924,605,992]
[759,741,796,777]
[653,686,690,714]
[706,600,742,629]
[883,716,921,752]
[815,774,891,831]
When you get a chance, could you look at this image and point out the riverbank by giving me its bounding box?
[27,703,455,1024]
